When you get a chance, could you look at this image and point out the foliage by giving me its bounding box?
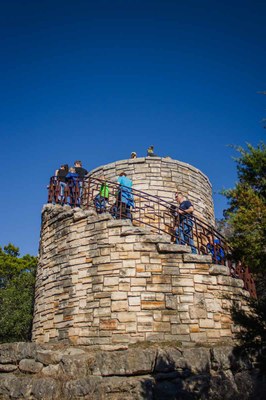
[232,297,266,372]
[0,244,37,343]
[222,142,266,277]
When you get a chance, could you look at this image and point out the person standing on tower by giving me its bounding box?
[147,145,157,157]
[174,192,197,254]
[74,160,88,200]
[74,160,88,179]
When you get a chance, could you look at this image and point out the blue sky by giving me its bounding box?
[0,0,265,256]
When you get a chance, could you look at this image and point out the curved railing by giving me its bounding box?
[47,176,256,298]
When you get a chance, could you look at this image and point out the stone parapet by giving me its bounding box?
[32,205,249,347]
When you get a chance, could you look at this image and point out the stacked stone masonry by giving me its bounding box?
[89,157,214,224]
[32,205,249,346]
[1,343,266,400]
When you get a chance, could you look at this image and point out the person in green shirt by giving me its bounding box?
[94,176,110,213]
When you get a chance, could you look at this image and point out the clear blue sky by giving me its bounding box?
[0,0,265,256]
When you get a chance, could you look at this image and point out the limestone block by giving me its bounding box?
[131,278,147,286]
[19,359,43,374]
[205,298,222,313]
[107,220,131,228]
[115,312,136,322]
[194,283,206,292]
[98,263,121,272]
[189,331,208,343]
[94,292,111,299]
[152,275,171,284]
[179,295,194,303]
[100,319,118,330]
[189,324,200,333]
[209,265,230,276]
[199,319,215,328]
[104,277,119,286]
[165,294,177,310]
[134,243,157,252]
[146,283,172,292]
[111,292,128,300]
[42,364,60,377]
[145,264,162,273]
[183,254,212,263]
[217,276,244,288]
[194,275,217,285]
[0,364,18,372]
[111,301,128,312]
[153,322,171,332]
[119,283,131,291]
[157,243,190,253]
[116,243,134,251]
[99,298,111,308]
[119,268,136,278]
[220,329,233,337]
[179,312,190,320]
[141,293,156,300]
[121,227,149,236]
[172,277,194,287]
[206,330,221,339]
[128,296,141,306]
[162,266,180,275]
[141,301,165,310]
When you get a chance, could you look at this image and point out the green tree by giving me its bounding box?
[223,142,266,295]
[0,244,37,342]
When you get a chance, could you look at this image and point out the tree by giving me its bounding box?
[0,244,37,342]
[223,142,266,295]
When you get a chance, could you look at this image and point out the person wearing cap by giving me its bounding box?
[115,172,134,219]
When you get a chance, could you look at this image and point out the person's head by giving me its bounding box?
[119,172,127,177]
[131,152,137,158]
[69,167,76,173]
[60,164,69,171]
[175,192,185,203]
[74,160,82,167]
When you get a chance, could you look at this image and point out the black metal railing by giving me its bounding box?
[47,176,256,298]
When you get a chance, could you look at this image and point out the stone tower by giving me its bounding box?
[32,157,249,346]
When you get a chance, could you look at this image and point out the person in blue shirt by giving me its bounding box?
[206,234,225,263]
[174,192,197,254]
[115,172,134,219]
[65,167,80,206]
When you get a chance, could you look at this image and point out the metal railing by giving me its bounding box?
[47,176,256,298]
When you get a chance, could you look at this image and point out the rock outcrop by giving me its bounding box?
[0,342,265,399]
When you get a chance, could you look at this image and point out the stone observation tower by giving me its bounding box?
[32,156,252,347]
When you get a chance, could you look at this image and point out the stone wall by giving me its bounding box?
[1,342,265,400]
[89,157,214,224]
[32,205,249,346]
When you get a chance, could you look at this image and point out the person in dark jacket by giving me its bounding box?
[55,164,69,204]
[74,160,88,200]
[174,192,197,254]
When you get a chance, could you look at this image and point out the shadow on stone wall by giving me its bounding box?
[139,344,266,400]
